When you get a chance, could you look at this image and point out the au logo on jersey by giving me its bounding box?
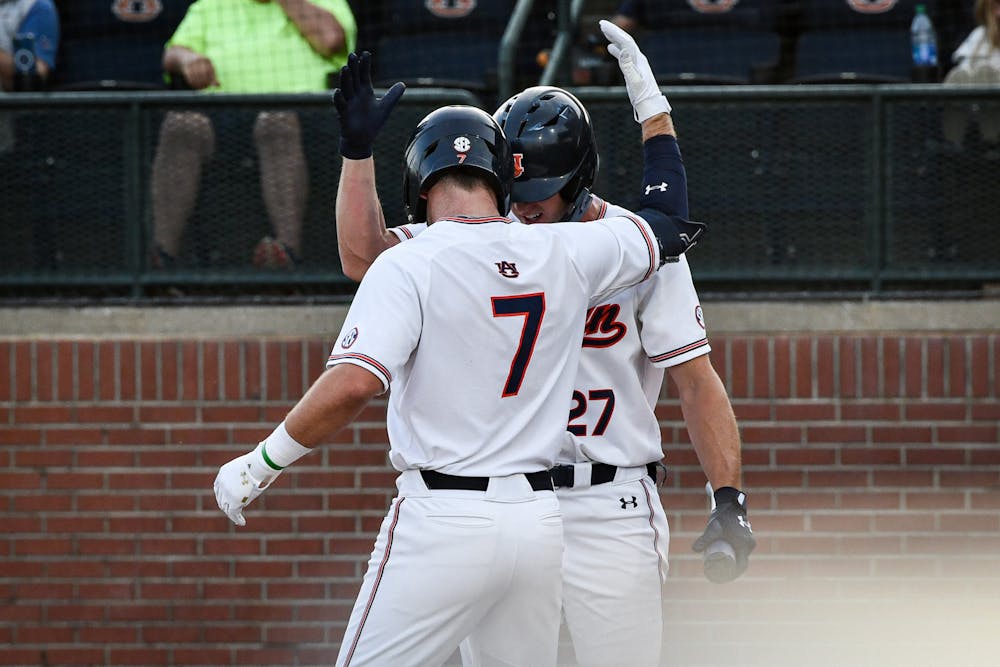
[495,261,519,278]
[113,0,163,22]
[512,153,525,178]
[426,0,477,19]
[687,0,739,14]
[341,327,359,349]
[846,0,898,13]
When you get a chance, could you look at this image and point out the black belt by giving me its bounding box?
[420,469,553,492]
[549,462,658,489]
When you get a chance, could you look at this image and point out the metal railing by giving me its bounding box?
[0,84,997,301]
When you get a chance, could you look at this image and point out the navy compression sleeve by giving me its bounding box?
[636,135,706,265]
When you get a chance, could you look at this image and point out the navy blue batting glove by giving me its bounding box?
[332,51,405,160]
[692,487,756,583]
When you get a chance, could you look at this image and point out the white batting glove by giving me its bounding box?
[599,19,671,123]
[213,422,312,526]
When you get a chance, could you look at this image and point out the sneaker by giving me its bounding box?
[253,236,299,269]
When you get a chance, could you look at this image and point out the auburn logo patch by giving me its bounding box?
[426,0,477,19]
[496,261,519,278]
[112,0,162,22]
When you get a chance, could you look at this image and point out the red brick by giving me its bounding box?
[137,405,198,423]
[840,402,902,421]
[13,405,74,424]
[948,338,967,398]
[740,425,801,444]
[749,337,769,398]
[793,338,812,398]
[815,336,835,398]
[107,648,171,665]
[97,340,117,401]
[839,337,858,399]
[0,471,42,490]
[808,470,870,487]
[970,336,990,397]
[903,336,923,398]
[0,428,42,445]
[76,494,134,511]
[872,470,935,487]
[905,448,967,465]
[76,406,134,424]
[775,403,836,422]
[872,426,932,444]
[970,448,1000,465]
[806,425,868,444]
[859,337,879,398]
[903,402,967,422]
[939,470,1000,487]
[161,341,179,401]
[202,341,222,401]
[810,513,872,532]
[728,337,748,398]
[772,336,791,398]
[56,343,74,402]
[245,341,263,401]
[775,448,836,466]
[926,336,946,397]
[119,341,137,400]
[264,341,286,400]
[180,340,200,401]
[13,495,72,512]
[223,341,242,401]
[78,626,138,643]
[937,425,998,444]
[76,341,96,402]
[904,491,966,509]
[34,341,54,402]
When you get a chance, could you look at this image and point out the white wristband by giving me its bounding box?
[634,94,672,124]
[258,421,313,470]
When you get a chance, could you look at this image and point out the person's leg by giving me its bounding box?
[559,473,669,667]
[150,111,215,263]
[457,484,564,667]
[253,111,307,267]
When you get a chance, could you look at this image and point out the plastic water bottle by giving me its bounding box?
[910,5,938,75]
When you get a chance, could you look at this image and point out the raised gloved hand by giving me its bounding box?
[599,19,671,123]
[213,423,312,526]
[333,51,406,159]
[692,486,757,583]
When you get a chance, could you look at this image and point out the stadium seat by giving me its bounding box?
[789,0,940,84]
[630,0,783,84]
[51,0,195,91]
[371,0,515,94]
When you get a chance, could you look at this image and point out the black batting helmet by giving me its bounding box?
[403,105,514,224]
[493,86,599,220]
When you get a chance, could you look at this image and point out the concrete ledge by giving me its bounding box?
[0,300,997,338]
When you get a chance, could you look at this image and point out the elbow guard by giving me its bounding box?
[640,211,707,265]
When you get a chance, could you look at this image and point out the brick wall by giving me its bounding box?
[2,312,999,666]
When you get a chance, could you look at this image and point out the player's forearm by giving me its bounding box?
[276,0,347,58]
[640,112,675,142]
[672,357,742,489]
[283,365,381,447]
[336,158,400,281]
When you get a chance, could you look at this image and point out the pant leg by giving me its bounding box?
[559,475,670,667]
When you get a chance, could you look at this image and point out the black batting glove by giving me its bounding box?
[332,51,405,159]
[692,486,757,583]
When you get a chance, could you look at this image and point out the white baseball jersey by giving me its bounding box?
[389,202,710,469]
[329,214,661,477]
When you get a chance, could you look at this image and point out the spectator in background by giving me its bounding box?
[149,0,356,270]
[50,0,194,90]
[0,0,59,92]
[942,0,1000,149]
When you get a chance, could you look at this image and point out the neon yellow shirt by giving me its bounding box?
[168,0,356,92]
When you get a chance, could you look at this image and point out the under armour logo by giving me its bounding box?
[644,182,669,195]
[620,496,638,509]
[738,515,753,532]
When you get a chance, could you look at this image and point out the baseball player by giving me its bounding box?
[335,21,756,666]
[214,48,706,666]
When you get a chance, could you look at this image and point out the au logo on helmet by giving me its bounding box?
[512,153,524,179]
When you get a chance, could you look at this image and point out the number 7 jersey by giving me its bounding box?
[327,214,663,477]
[387,201,711,470]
